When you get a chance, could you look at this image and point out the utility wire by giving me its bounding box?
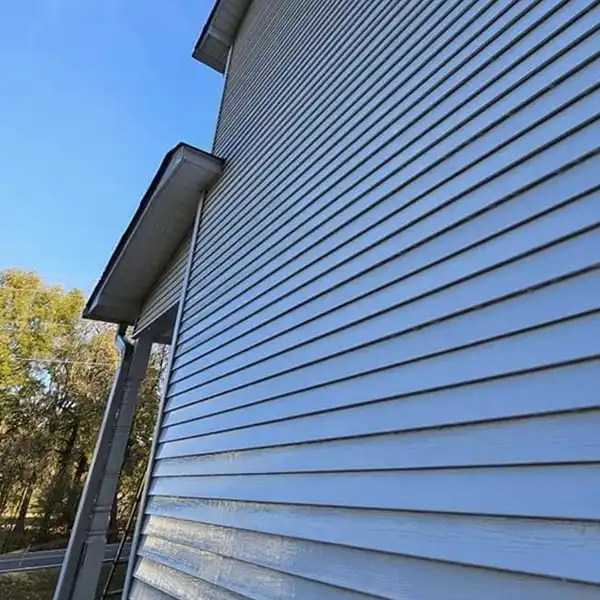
[0,286,85,292]
[0,320,88,328]
[6,357,116,367]
[0,291,87,300]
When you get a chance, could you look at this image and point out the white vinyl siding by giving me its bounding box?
[130,0,600,598]
[133,233,191,337]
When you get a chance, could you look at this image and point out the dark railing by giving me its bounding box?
[100,479,145,600]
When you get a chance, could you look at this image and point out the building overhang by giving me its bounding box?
[83,143,223,325]
[192,0,252,73]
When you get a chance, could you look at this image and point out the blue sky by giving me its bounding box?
[0,0,223,293]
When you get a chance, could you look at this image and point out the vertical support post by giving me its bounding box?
[53,331,152,600]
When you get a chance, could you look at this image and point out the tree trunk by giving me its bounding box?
[63,451,88,534]
[0,486,23,552]
[36,421,79,543]
[0,480,11,515]
[12,478,36,537]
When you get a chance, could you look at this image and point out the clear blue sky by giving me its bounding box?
[0,0,223,293]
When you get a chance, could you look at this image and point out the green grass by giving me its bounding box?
[0,563,126,600]
[0,568,59,600]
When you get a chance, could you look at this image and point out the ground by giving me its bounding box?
[0,563,126,600]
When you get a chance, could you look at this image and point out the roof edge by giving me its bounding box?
[192,0,252,72]
[83,143,223,323]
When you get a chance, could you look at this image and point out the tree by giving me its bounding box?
[0,269,161,551]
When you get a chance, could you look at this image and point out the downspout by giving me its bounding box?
[53,325,134,600]
[115,323,133,354]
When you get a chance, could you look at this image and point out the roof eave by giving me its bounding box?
[192,0,252,73]
[83,143,224,325]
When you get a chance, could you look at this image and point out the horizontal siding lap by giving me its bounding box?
[222,0,465,166]
[161,360,600,437]
[174,138,600,367]
[141,513,600,587]
[202,1,592,262]
[169,263,600,401]
[166,305,600,415]
[163,333,600,438]
[179,81,600,354]
[218,0,314,124]
[218,0,431,144]
[155,409,600,469]
[134,558,247,600]
[130,580,177,600]
[134,233,191,335]
[149,465,600,521]
[163,224,600,423]
[138,537,383,600]
[145,498,600,584]
[218,0,355,146]
[146,258,188,305]
[135,548,600,600]
[217,0,449,160]
[183,98,598,356]
[135,0,600,597]
[196,0,525,276]
[173,197,600,381]
[171,254,600,400]
[182,2,599,327]
[169,231,600,407]
[138,529,600,600]
[157,367,600,463]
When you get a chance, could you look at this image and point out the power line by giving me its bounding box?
[1,319,83,325]
[0,287,88,295]
[7,357,117,367]
[0,320,89,328]
[0,319,115,331]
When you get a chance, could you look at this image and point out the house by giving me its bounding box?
[59,0,600,598]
